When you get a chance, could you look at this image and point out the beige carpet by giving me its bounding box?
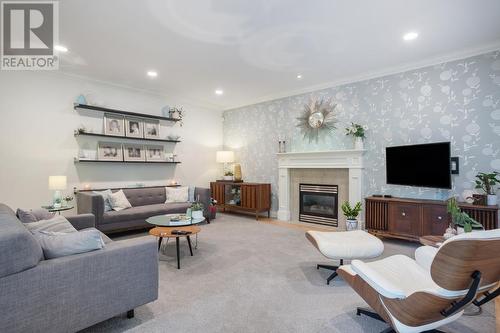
[82,213,495,333]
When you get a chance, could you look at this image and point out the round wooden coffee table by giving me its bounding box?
[149,225,201,269]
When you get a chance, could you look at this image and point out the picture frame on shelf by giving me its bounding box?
[124,144,145,161]
[146,145,165,162]
[144,119,160,139]
[98,142,123,161]
[103,113,125,136]
[125,117,143,138]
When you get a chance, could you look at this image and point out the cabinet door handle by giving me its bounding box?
[401,212,406,216]
[437,216,442,220]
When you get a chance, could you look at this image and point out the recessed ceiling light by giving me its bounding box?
[147,71,158,78]
[54,45,68,52]
[296,74,303,79]
[215,89,224,95]
[403,31,419,41]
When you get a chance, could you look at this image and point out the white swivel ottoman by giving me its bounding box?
[306,230,384,285]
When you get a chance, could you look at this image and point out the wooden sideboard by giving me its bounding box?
[210,181,271,220]
[365,196,499,242]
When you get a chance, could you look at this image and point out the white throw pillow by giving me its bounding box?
[110,189,132,211]
[165,186,189,203]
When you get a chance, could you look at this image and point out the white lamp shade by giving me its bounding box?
[48,176,67,190]
[216,151,234,163]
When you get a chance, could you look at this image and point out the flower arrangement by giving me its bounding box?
[345,123,366,139]
[224,171,234,176]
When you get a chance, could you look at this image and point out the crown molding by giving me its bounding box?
[223,41,500,111]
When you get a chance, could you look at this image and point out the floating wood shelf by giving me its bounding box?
[74,103,180,122]
[74,131,180,143]
[74,158,180,164]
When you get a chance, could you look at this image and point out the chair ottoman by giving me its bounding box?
[306,230,384,285]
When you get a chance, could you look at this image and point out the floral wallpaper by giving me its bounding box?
[223,51,500,213]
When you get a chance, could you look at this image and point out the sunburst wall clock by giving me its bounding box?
[296,99,338,142]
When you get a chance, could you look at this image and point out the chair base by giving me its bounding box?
[317,259,343,285]
[356,307,445,333]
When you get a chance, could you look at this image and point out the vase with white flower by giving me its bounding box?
[345,123,366,150]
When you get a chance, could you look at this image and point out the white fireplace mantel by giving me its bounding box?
[277,150,366,221]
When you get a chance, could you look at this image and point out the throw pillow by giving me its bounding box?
[93,189,113,212]
[165,186,189,203]
[16,208,55,223]
[32,229,105,259]
[110,189,132,211]
[24,215,77,234]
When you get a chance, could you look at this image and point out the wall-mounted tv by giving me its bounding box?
[386,142,451,189]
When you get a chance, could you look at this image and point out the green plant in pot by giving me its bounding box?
[475,171,500,206]
[190,202,204,219]
[345,123,366,150]
[223,170,234,181]
[447,197,483,233]
[341,201,362,231]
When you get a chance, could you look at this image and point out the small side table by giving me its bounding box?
[41,205,74,215]
[149,226,201,269]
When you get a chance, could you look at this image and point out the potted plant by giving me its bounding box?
[345,123,366,150]
[190,202,204,219]
[341,201,362,231]
[447,197,483,233]
[475,171,499,206]
[223,171,234,181]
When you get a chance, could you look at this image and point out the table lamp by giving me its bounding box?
[49,176,67,208]
[216,151,234,178]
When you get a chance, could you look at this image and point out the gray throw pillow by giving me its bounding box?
[32,229,105,259]
[17,208,55,223]
[93,189,113,212]
[24,215,77,234]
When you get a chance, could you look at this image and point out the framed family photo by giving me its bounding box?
[124,144,145,161]
[98,142,123,161]
[104,114,124,136]
[125,117,143,138]
[146,145,165,162]
[144,119,160,139]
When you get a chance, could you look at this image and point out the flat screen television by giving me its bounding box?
[386,142,451,189]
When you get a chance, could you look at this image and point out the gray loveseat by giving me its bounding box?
[0,203,158,333]
[77,186,210,233]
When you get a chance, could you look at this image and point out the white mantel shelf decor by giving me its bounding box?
[276,149,366,221]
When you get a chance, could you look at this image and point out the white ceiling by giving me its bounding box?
[59,0,500,110]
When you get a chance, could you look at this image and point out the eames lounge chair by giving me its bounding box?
[337,229,500,333]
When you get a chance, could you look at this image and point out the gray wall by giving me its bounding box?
[223,51,500,213]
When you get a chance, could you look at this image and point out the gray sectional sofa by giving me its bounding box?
[77,186,211,233]
[0,203,158,333]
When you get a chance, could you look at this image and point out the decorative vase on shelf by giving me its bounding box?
[346,219,358,231]
[234,164,242,181]
[354,137,364,150]
[487,194,497,206]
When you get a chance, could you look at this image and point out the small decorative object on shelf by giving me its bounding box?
[169,107,184,126]
[233,164,242,182]
[63,195,74,207]
[296,98,338,142]
[345,122,367,150]
[190,202,204,219]
[76,94,87,105]
[83,184,91,190]
[223,171,234,181]
[341,201,362,231]
[161,105,170,117]
[474,171,499,206]
[278,139,286,153]
[167,134,180,141]
[447,197,483,233]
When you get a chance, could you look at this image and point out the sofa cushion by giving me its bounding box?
[23,215,78,234]
[16,208,55,223]
[102,202,191,224]
[110,189,132,211]
[0,204,43,278]
[165,186,189,203]
[121,187,166,207]
[32,229,105,259]
[93,189,113,212]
